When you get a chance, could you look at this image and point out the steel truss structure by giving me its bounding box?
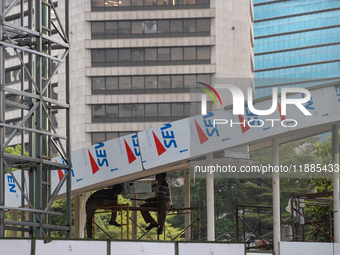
[0,0,71,237]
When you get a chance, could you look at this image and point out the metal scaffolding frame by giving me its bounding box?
[0,0,71,238]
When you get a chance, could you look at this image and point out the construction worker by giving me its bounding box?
[140,172,172,235]
[85,184,123,238]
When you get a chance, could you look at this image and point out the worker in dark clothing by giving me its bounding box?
[140,173,172,235]
[85,184,123,238]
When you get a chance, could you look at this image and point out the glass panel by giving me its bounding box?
[132,104,144,117]
[92,105,105,122]
[131,21,143,34]
[106,49,118,63]
[143,21,157,33]
[158,76,170,90]
[92,133,106,144]
[92,49,105,63]
[145,76,157,91]
[171,48,183,60]
[119,49,131,62]
[132,76,144,90]
[144,0,156,6]
[197,47,210,59]
[184,47,196,60]
[196,0,209,4]
[183,20,196,33]
[171,20,183,32]
[106,77,118,91]
[197,74,210,84]
[106,22,118,35]
[197,19,210,32]
[92,77,105,91]
[92,0,105,7]
[119,77,132,90]
[184,0,195,4]
[145,48,157,61]
[120,0,131,6]
[119,104,132,117]
[92,22,105,37]
[118,21,131,35]
[132,49,144,62]
[157,0,170,5]
[172,103,184,116]
[107,105,119,119]
[145,104,157,116]
[107,132,119,140]
[171,75,184,89]
[158,48,170,61]
[104,0,116,7]
[158,104,171,116]
[184,75,196,88]
[132,0,143,6]
[158,20,169,33]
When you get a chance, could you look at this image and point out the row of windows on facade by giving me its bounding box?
[255,26,340,54]
[255,10,340,37]
[92,102,212,123]
[255,44,340,70]
[92,132,135,145]
[92,0,210,11]
[92,74,211,94]
[91,19,210,39]
[255,61,340,79]
[254,0,340,20]
[91,47,210,67]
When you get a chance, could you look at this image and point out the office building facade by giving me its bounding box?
[254,0,340,97]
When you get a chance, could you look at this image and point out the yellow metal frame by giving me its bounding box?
[92,204,129,239]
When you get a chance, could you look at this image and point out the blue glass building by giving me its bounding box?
[254,0,340,97]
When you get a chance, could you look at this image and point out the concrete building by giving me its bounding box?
[254,0,340,97]
[4,0,254,152]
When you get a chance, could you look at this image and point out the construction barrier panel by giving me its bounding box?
[111,241,176,255]
[280,242,335,255]
[35,239,107,255]
[178,242,245,255]
[0,239,31,255]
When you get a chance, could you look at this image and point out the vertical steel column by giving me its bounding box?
[332,124,340,243]
[0,0,5,238]
[206,152,215,241]
[132,194,138,240]
[272,138,280,255]
[65,0,71,238]
[184,168,191,240]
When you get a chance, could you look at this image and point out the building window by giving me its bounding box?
[91,74,211,94]
[92,19,210,39]
[91,46,211,67]
[91,0,210,11]
[91,102,212,123]
[92,131,136,145]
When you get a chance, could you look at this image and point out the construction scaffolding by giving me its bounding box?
[92,205,200,241]
[291,191,334,242]
[0,0,70,237]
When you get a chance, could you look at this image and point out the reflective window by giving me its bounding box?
[92,19,210,39]
[91,102,212,123]
[92,74,211,94]
[91,0,210,11]
[91,47,210,67]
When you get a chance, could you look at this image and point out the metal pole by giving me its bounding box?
[236,204,239,241]
[206,152,215,241]
[65,0,71,238]
[272,138,280,255]
[332,124,340,243]
[0,0,5,238]
[132,194,138,240]
[184,168,191,240]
